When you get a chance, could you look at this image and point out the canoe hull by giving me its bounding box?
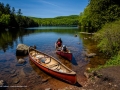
[56,50,72,61]
[29,48,76,84]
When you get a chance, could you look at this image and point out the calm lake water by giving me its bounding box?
[0,26,107,89]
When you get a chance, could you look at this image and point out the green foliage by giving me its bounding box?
[79,5,91,27]
[0,2,38,29]
[94,20,120,56]
[79,0,120,31]
[105,55,120,66]
[0,14,10,25]
[30,15,79,26]
[94,54,120,71]
[89,0,120,29]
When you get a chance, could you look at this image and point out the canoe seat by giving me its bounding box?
[48,63,61,70]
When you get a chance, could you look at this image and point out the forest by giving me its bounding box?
[0,2,79,31]
[0,2,38,30]
[30,15,79,26]
[79,0,120,32]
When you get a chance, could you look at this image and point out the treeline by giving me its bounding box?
[30,15,79,26]
[0,2,79,30]
[79,0,120,32]
[0,2,38,30]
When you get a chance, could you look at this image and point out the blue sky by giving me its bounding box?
[0,0,89,18]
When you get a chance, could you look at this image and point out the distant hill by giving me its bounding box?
[28,15,79,26]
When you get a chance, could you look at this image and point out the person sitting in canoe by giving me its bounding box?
[62,45,68,53]
[55,38,62,49]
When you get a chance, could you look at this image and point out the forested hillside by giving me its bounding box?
[30,15,79,26]
[79,0,120,32]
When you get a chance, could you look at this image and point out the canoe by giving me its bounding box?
[56,48,72,61]
[28,47,77,84]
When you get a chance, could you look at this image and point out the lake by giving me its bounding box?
[0,26,107,89]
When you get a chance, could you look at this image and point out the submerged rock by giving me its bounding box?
[18,58,26,64]
[11,73,17,77]
[10,69,16,74]
[13,78,20,84]
[85,53,96,58]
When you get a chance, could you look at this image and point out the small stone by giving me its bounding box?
[114,85,117,87]
[41,78,48,83]
[109,83,111,85]
[11,73,17,77]
[84,72,89,78]
[13,78,20,84]
[0,80,4,86]
[45,88,51,90]
[10,70,16,74]
[85,53,96,58]
[18,58,26,64]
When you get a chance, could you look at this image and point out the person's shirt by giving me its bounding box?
[57,41,62,47]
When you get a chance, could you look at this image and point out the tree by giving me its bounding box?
[11,7,15,15]
[4,3,11,14]
[0,14,10,25]
[17,9,22,16]
[89,0,120,30]
[0,2,4,13]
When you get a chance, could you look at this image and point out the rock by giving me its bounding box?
[10,69,16,74]
[45,88,51,90]
[16,44,29,56]
[84,72,89,78]
[74,34,77,37]
[0,80,4,86]
[78,42,80,44]
[11,73,17,77]
[18,58,26,64]
[13,78,20,84]
[85,53,96,58]
[84,72,93,79]
[41,78,49,83]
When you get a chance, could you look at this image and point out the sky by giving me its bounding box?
[0,0,89,18]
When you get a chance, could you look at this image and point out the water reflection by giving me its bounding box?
[0,29,35,52]
[71,56,78,65]
[0,27,79,52]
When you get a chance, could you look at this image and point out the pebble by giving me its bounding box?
[11,73,17,77]
[18,58,26,64]
[13,78,20,84]
[10,69,16,74]
[41,78,48,83]
[0,80,4,86]
[45,88,51,90]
